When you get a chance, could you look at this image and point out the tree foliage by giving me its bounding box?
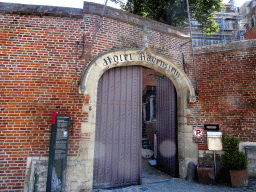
[111,0,225,35]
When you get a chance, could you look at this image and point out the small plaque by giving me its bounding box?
[54,150,66,160]
[56,128,67,140]
[204,124,219,131]
[55,141,67,150]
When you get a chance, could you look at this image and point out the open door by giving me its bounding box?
[93,66,142,189]
[156,77,178,177]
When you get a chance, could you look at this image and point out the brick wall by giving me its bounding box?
[244,24,256,40]
[142,67,163,90]
[0,13,91,191]
[1,2,256,191]
[0,3,191,191]
[191,42,256,150]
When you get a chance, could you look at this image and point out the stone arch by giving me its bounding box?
[77,48,198,189]
[80,48,195,102]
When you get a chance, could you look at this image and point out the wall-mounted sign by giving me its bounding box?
[193,128,204,138]
[47,115,70,192]
[204,124,219,131]
[101,52,180,79]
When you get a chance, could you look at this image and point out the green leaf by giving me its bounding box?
[112,0,225,35]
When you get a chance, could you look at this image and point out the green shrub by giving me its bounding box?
[220,135,247,170]
[220,149,247,170]
[222,135,241,151]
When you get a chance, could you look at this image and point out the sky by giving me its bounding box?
[0,0,250,9]
[1,0,121,9]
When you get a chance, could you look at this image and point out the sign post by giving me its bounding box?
[46,114,70,192]
[46,112,57,192]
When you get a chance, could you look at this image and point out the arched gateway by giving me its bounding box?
[78,48,198,189]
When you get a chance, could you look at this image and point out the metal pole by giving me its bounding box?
[214,151,217,180]
[186,0,198,96]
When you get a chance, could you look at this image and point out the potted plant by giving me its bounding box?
[220,135,248,187]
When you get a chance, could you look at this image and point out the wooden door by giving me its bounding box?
[156,77,178,177]
[93,66,142,189]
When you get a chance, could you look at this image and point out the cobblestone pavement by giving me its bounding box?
[93,179,256,192]
[92,159,256,192]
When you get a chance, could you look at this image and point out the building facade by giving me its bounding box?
[0,1,255,191]
[192,0,241,46]
[244,0,256,39]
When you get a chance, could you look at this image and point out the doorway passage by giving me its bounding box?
[141,158,173,184]
[93,66,177,189]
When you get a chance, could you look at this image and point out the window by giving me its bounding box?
[251,17,255,28]
[143,95,156,122]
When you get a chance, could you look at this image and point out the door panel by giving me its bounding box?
[93,66,142,189]
[156,77,177,177]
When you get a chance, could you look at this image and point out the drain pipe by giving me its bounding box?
[180,40,191,75]
[186,0,198,96]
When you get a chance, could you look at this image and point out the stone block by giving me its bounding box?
[246,148,256,159]
[184,108,192,116]
[178,148,185,159]
[177,116,187,124]
[86,165,93,173]
[78,148,89,160]
[82,159,93,167]
[185,148,198,159]
[81,122,95,133]
[67,160,78,166]
[71,181,79,191]
[179,125,193,133]
[87,149,95,159]
[178,160,186,179]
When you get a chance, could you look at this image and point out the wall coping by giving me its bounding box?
[83,2,190,39]
[0,2,83,17]
[0,1,190,39]
[194,39,256,54]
